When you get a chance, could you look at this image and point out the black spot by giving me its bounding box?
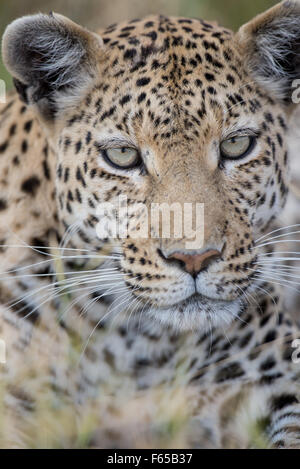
[9,124,17,136]
[64,168,70,183]
[258,299,268,315]
[24,120,33,133]
[195,79,203,88]
[57,164,62,179]
[277,133,283,147]
[76,167,86,187]
[100,106,116,122]
[21,140,28,153]
[145,31,157,41]
[270,193,276,208]
[272,394,299,411]
[21,176,41,196]
[205,73,215,82]
[75,188,82,203]
[260,373,283,385]
[264,112,274,124]
[260,356,276,371]
[0,141,8,153]
[120,95,131,106]
[263,330,277,344]
[207,87,216,95]
[75,141,82,154]
[42,160,51,180]
[137,92,146,103]
[239,331,253,348]
[136,77,151,87]
[262,156,271,166]
[86,132,92,145]
[90,168,97,179]
[215,362,245,383]
[30,237,49,256]
[0,199,7,211]
[124,48,137,60]
[11,300,40,324]
[226,74,235,84]
[260,314,271,327]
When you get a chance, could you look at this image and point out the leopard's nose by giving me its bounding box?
[165,249,221,278]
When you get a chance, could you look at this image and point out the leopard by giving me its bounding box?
[0,0,300,449]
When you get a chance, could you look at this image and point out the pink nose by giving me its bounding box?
[168,250,221,277]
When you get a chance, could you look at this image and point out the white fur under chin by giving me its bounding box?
[145,296,243,333]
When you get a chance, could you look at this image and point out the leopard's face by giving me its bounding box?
[54,17,289,330]
[3,3,298,330]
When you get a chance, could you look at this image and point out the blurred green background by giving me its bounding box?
[0,0,277,90]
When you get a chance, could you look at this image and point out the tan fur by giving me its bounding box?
[0,2,300,448]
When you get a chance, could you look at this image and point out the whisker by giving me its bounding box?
[252,269,300,285]
[234,283,260,310]
[78,279,131,319]
[109,282,145,330]
[0,254,120,278]
[228,308,249,327]
[126,294,146,332]
[257,267,300,274]
[0,267,119,282]
[251,283,278,305]
[1,258,56,276]
[64,284,128,322]
[5,271,124,313]
[258,263,300,274]
[138,298,151,332]
[60,221,81,251]
[255,230,300,245]
[258,251,300,257]
[255,223,300,244]
[5,231,54,258]
[79,289,134,360]
[255,239,300,249]
[253,274,300,294]
[257,257,300,263]
[207,312,213,356]
[22,278,125,322]
[0,244,121,260]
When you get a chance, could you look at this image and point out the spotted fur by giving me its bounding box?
[0,1,300,448]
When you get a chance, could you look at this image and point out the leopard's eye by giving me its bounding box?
[220,136,255,160]
[103,147,141,169]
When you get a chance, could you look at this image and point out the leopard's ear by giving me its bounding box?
[2,13,103,120]
[236,0,300,104]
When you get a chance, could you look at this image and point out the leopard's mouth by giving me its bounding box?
[185,292,235,307]
[142,292,245,331]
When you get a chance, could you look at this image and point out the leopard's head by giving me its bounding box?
[3,1,300,330]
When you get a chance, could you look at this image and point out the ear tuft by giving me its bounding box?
[2,13,102,119]
[237,0,300,104]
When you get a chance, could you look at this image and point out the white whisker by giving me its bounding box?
[253,274,300,294]
[6,271,124,312]
[255,239,300,249]
[255,223,300,244]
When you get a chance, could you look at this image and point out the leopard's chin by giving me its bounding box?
[144,294,244,332]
